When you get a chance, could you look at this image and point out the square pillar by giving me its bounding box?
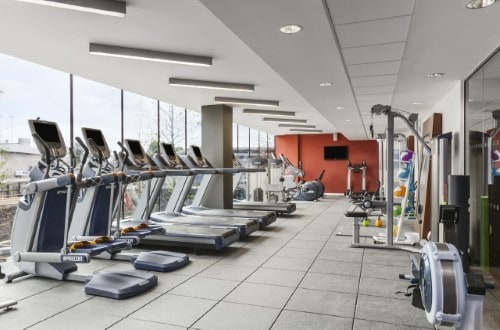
[201,104,233,208]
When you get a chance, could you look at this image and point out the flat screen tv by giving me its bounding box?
[324,146,348,160]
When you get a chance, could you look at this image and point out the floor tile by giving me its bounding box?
[29,310,122,330]
[198,264,256,281]
[224,282,295,308]
[70,290,162,317]
[355,294,430,328]
[300,272,359,294]
[23,281,91,307]
[193,301,280,330]
[309,259,361,276]
[361,262,408,280]
[151,273,190,293]
[0,300,63,329]
[262,255,314,272]
[286,288,356,318]
[317,250,363,263]
[218,252,269,267]
[172,260,218,276]
[246,268,305,287]
[0,277,62,300]
[109,318,185,329]
[358,276,412,300]
[285,239,324,250]
[275,247,320,259]
[353,319,431,329]
[129,294,216,327]
[272,310,352,330]
[170,277,239,300]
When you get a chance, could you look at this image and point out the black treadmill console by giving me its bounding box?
[81,127,111,159]
[29,119,67,159]
[160,143,187,168]
[125,139,148,167]
[190,145,208,167]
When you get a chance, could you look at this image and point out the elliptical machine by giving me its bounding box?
[280,154,325,201]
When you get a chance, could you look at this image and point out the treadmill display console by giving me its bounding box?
[33,122,61,144]
[163,143,177,161]
[192,146,203,159]
[127,140,147,165]
[82,128,110,158]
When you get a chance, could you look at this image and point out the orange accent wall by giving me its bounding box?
[276,133,379,194]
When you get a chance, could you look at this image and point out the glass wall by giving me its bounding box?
[464,48,500,268]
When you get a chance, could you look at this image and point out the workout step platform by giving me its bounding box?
[130,251,190,272]
[84,269,158,299]
[344,211,368,218]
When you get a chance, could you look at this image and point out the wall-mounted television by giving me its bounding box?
[324,146,348,160]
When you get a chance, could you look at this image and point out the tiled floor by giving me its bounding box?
[1,195,499,329]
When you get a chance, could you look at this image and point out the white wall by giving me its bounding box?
[425,81,464,174]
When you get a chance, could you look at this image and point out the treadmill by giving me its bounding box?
[172,145,277,229]
[77,128,240,251]
[124,139,259,238]
[232,156,296,215]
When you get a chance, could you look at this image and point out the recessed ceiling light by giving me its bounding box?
[263,118,307,123]
[466,0,496,9]
[319,82,332,87]
[345,119,351,122]
[243,109,295,117]
[90,43,212,66]
[280,24,302,34]
[412,102,423,105]
[426,72,444,78]
[278,124,316,128]
[289,129,323,133]
[169,78,254,92]
[214,97,279,107]
[16,0,126,17]
[336,106,345,110]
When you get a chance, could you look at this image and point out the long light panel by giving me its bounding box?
[214,97,279,107]
[289,129,323,133]
[243,109,295,117]
[17,0,126,17]
[169,78,254,92]
[278,124,316,128]
[89,43,213,67]
[263,118,306,123]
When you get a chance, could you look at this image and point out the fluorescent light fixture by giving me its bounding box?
[278,124,316,128]
[280,24,302,34]
[89,43,212,67]
[169,78,254,92]
[466,0,495,8]
[426,72,444,78]
[412,102,423,105]
[243,109,295,117]
[263,118,306,123]
[319,82,332,87]
[214,97,279,107]
[16,0,126,17]
[345,119,351,122]
[290,129,323,133]
[336,106,345,110]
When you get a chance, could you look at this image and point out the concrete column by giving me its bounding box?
[201,104,233,209]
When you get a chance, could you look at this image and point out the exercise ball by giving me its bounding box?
[393,205,402,216]
[400,150,414,162]
[394,185,406,198]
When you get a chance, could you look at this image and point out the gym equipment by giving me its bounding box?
[69,128,189,271]
[81,129,239,251]
[400,205,486,329]
[232,156,296,215]
[129,141,259,238]
[7,119,157,299]
[173,145,277,229]
[346,160,366,199]
[280,154,325,201]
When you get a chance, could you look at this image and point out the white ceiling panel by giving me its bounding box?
[347,61,401,77]
[335,16,411,48]
[351,75,398,87]
[356,94,393,103]
[354,84,395,95]
[342,42,406,65]
[329,0,415,25]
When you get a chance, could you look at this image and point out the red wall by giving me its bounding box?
[276,133,379,194]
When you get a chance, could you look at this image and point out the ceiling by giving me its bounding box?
[1,0,500,140]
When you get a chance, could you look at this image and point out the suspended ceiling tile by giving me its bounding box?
[351,75,398,87]
[356,93,393,103]
[354,84,395,95]
[347,60,401,77]
[329,0,414,25]
[335,16,411,48]
[342,42,406,65]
